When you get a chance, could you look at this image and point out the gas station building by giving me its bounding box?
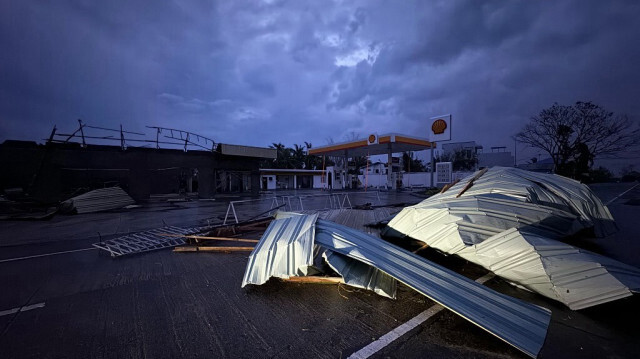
[307,133,436,190]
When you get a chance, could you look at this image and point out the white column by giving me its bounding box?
[430,144,434,187]
[344,151,349,189]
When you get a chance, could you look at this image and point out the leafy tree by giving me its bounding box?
[402,152,426,172]
[263,142,325,170]
[291,144,306,169]
[435,148,478,171]
[269,142,294,169]
[515,101,640,177]
[303,142,322,170]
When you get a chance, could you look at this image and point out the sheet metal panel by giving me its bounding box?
[388,193,581,254]
[322,249,397,299]
[423,167,616,237]
[467,228,640,310]
[387,167,635,310]
[61,186,135,214]
[242,213,318,286]
[245,211,398,298]
[315,218,550,358]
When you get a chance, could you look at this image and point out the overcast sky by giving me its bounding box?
[1,0,639,168]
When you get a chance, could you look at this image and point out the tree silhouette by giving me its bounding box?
[402,152,426,172]
[515,102,640,177]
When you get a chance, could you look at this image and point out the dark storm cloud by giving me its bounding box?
[1,0,639,170]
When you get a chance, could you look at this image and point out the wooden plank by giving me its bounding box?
[440,179,460,194]
[282,276,344,284]
[456,168,488,198]
[159,233,259,243]
[173,246,254,252]
[412,243,430,253]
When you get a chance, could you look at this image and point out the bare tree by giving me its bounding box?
[342,131,361,142]
[515,101,640,176]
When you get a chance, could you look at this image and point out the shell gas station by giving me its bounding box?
[306,115,451,189]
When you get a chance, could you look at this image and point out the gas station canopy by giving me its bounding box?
[308,133,435,157]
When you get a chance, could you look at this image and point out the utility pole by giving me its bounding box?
[514,138,517,167]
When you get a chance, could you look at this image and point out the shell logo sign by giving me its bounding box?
[431,119,447,135]
[367,133,378,145]
[429,114,452,142]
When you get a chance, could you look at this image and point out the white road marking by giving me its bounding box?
[0,247,97,263]
[605,182,640,206]
[0,302,45,317]
[347,273,496,359]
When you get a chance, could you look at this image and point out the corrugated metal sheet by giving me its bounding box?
[386,167,638,309]
[315,218,550,358]
[423,167,617,237]
[387,193,582,254]
[60,186,135,214]
[242,213,318,286]
[243,212,397,298]
[462,228,640,310]
[322,249,397,299]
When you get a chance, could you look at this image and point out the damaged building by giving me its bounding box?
[0,139,275,202]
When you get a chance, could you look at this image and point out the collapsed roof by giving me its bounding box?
[386,167,639,310]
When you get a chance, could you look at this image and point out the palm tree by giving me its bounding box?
[292,144,306,169]
[269,142,294,169]
[402,152,426,172]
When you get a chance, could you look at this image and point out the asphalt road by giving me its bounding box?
[1,184,639,358]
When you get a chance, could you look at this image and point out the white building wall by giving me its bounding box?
[366,162,387,175]
[402,172,432,187]
[358,174,389,188]
[324,166,345,189]
[313,175,324,188]
[260,175,277,190]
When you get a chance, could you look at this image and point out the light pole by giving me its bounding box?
[514,137,517,167]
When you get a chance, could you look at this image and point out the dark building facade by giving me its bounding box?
[0,140,275,202]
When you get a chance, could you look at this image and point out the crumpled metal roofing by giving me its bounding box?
[322,249,397,299]
[389,193,582,253]
[422,167,617,237]
[465,228,640,310]
[314,218,550,358]
[243,213,551,358]
[242,213,318,286]
[387,167,638,309]
[241,212,396,298]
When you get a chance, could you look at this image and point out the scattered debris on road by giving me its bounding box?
[242,212,551,358]
[92,226,202,257]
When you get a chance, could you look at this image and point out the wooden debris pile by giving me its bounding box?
[170,217,272,253]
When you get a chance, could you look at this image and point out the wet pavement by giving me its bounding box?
[1,184,639,358]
